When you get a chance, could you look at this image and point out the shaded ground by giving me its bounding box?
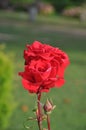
[0,20,86,37]
[0,33,16,40]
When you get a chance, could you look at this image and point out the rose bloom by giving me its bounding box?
[19,41,69,93]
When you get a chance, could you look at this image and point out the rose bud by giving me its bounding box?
[43,99,56,114]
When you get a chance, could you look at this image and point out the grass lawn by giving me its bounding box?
[0,11,86,130]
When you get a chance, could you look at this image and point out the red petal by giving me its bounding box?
[41,67,51,80]
[22,79,39,93]
[55,78,65,87]
[32,41,42,49]
[58,65,65,77]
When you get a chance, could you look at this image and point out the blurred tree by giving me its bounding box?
[43,0,86,12]
[44,0,71,12]
[9,0,34,4]
[9,0,34,11]
[0,0,85,12]
[71,0,86,5]
[0,0,9,9]
[0,44,16,130]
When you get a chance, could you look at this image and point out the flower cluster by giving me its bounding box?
[19,41,69,93]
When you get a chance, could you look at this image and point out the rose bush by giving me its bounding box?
[19,41,69,93]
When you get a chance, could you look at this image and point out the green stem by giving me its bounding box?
[47,114,51,130]
[37,92,42,130]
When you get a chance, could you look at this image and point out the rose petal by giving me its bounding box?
[55,78,65,87]
[22,79,39,93]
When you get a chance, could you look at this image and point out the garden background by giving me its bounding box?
[0,0,86,130]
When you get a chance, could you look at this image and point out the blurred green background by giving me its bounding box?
[0,0,86,130]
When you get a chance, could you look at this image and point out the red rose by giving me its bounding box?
[19,41,69,93]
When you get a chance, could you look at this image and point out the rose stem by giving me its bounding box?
[37,92,42,130]
[47,114,51,130]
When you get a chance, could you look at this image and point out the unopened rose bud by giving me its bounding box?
[43,99,56,114]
